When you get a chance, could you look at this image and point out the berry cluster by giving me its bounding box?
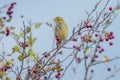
[0,65,10,72]
[97,45,105,53]
[86,24,93,29]
[16,77,20,80]
[104,31,114,46]
[5,27,10,36]
[19,42,29,48]
[6,2,16,19]
[21,42,29,48]
[105,32,114,41]
[72,37,78,42]
[55,71,61,79]
[73,45,81,51]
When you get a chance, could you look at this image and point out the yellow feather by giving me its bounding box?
[54,17,68,47]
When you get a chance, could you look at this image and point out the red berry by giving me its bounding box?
[109,35,114,39]
[28,68,30,72]
[100,38,104,42]
[89,24,93,28]
[11,3,14,7]
[57,71,61,76]
[16,77,20,80]
[86,24,93,28]
[110,32,113,35]
[56,35,60,41]
[105,38,109,41]
[73,45,80,51]
[25,42,29,47]
[86,24,89,28]
[101,48,104,52]
[111,36,114,39]
[109,42,113,46]
[55,74,60,78]
[91,70,94,73]
[44,76,47,79]
[22,42,28,47]
[99,50,102,53]
[7,11,13,16]
[6,33,10,36]
[97,45,101,49]
[33,69,38,74]
[1,67,7,71]
[9,15,12,19]
[95,34,99,37]
[8,6,13,11]
[77,57,81,63]
[81,36,86,41]
[10,11,13,14]
[72,38,77,41]
[6,66,10,69]
[109,36,112,40]
[109,7,113,11]
[85,56,88,59]
[6,28,10,36]
[28,68,31,74]
[73,45,76,48]
[7,11,11,15]
[94,54,98,58]
[3,17,6,20]
[13,2,16,5]
[37,78,41,80]
[107,68,111,71]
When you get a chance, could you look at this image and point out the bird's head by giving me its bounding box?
[54,16,64,23]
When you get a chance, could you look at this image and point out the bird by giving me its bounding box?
[54,16,68,48]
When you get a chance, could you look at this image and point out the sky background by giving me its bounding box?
[0,0,120,80]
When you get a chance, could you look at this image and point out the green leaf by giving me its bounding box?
[18,55,23,61]
[32,38,37,43]
[27,36,32,46]
[13,45,21,52]
[26,27,31,33]
[18,32,24,37]
[9,26,15,30]
[6,77,11,80]
[12,32,19,41]
[7,59,14,66]
[35,22,42,28]
[0,19,5,27]
[54,67,63,71]
[12,32,17,37]
[28,50,38,62]
[85,47,89,55]
[28,50,35,56]
[33,54,38,62]
[27,36,37,46]
[12,32,24,41]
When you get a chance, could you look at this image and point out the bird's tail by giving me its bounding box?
[56,40,62,49]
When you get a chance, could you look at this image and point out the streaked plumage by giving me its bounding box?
[54,17,68,48]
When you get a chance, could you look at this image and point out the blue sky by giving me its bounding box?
[1,0,120,80]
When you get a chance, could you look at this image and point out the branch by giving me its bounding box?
[105,68,120,80]
[90,57,120,66]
